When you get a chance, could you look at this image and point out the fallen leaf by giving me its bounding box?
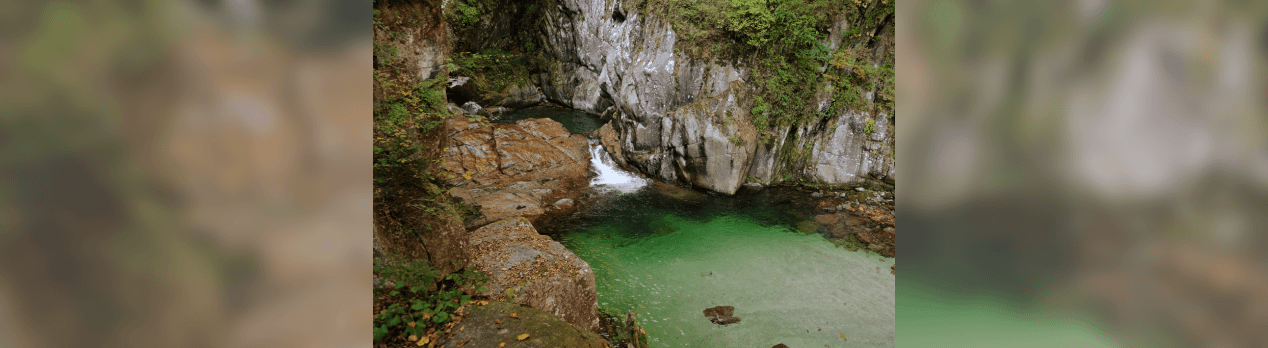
[408,321,416,328]
[408,335,418,341]
[509,312,519,319]
[516,333,530,341]
[459,326,465,331]
[499,343,506,348]
[455,338,471,347]
[494,319,502,324]
[416,337,430,346]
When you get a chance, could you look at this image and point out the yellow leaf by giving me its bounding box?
[417,336,429,345]
[509,312,519,318]
[516,333,530,341]
[498,343,506,348]
[408,335,418,341]
[408,321,416,327]
[421,312,433,320]
[479,300,489,306]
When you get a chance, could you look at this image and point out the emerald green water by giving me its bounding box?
[555,188,896,347]
[495,105,604,134]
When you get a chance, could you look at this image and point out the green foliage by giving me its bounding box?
[864,118,876,134]
[373,257,489,342]
[449,49,536,101]
[373,74,449,176]
[447,0,486,26]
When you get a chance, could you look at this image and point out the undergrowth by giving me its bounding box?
[373,257,490,344]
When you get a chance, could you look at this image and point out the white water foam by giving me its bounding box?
[589,141,649,193]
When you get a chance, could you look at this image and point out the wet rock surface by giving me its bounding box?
[442,301,607,348]
[443,117,591,227]
[467,217,601,332]
[703,305,741,325]
[810,185,896,258]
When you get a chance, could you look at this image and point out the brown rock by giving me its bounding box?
[440,301,606,348]
[856,230,873,244]
[467,217,600,331]
[713,316,741,325]
[814,214,839,225]
[702,306,734,318]
[703,305,740,325]
[827,225,849,238]
[443,117,589,225]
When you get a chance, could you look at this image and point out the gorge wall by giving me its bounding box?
[443,0,894,195]
[531,0,895,194]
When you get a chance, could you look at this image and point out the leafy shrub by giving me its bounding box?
[373,257,489,342]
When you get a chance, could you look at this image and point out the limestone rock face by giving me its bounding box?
[537,0,894,193]
[466,217,601,332]
[442,301,607,348]
[442,117,590,225]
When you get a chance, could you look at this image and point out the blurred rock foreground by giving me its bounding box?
[899,0,1268,346]
[2,0,369,347]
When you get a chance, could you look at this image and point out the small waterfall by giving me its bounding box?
[589,140,648,193]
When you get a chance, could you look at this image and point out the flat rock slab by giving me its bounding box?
[468,217,601,331]
[444,117,589,225]
[442,301,607,348]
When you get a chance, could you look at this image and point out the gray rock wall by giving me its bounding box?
[537,0,894,193]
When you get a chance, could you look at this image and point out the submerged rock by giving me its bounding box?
[814,214,839,225]
[442,301,607,348]
[703,305,741,325]
[467,217,601,331]
[649,181,706,203]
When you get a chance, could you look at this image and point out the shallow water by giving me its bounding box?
[495,105,605,134]
[556,187,896,347]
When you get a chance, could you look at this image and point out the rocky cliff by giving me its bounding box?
[530,0,895,194]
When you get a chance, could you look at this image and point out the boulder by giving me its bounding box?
[467,217,601,332]
[443,117,590,225]
[442,301,607,348]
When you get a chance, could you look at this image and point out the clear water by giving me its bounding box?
[554,177,895,347]
[494,105,605,135]
[503,106,896,346]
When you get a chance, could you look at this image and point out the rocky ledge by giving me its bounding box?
[466,217,601,332]
[443,117,590,227]
[442,301,607,348]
